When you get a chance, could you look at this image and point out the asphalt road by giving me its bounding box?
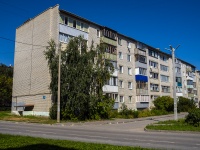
[0,114,200,150]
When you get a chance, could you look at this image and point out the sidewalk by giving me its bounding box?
[55,112,187,127]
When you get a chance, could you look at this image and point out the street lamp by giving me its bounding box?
[166,44,180,120]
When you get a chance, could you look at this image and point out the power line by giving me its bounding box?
[0,36,48,47]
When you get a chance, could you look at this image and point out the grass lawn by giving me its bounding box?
[146,119,200,132]
[0,111,56,124]
[0,134,154,150]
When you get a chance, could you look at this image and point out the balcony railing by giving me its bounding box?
[188,93,194,97]
[187,85,194,89]
[101,37,117,46]
[104,53,117,61]
[134,48,146,56]
[136,89,148,95]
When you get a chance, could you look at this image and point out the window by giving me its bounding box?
[129,96,132,103]
[136,81,148,89]
[161,86,170,93]
[176,77,182,83]
[139,68,147,75]
[127,54,131,62]
[135,55,146,63]
[127,41,131,48]
[119,96,124,103]
[107,77,118,86]
[128,82,132,89]
[149,60,158,68]
[106,76,118,86]
[150,72,158,79]
[137,42,146,50]
[175,67,181,73]
[175,59,181,64]
[106,46,116,54]
[160,54,168,62]
[64,17,68,25]
[118,38,121,45]
[160,64,168,72]
[128,67,132,75]
[160,75,169,82]
[73,20,76,28]
[97,30,100,37]
[110,61,117,69]
[119,80,124,88]
[103,29,116,40]
[60,15,64,24]
[59,33,72,43]
[150,83,159,91]
[187,80,193,85]
[119,65,123,73]
[80,22,84,30]
[119,52,123,59]
[149,50,158,58]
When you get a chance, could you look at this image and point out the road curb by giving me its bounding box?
[144,127,200,134]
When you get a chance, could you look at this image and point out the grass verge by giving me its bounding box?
[0,133,154,150]
[0,111,56,124]
[146,119,200,132]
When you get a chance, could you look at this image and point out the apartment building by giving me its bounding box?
[12,5,199,116]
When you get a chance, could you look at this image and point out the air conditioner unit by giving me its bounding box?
[149,74,152,78]
[150,66,153,69]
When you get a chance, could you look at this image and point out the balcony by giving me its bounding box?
[136,102,149,109]
[188,93,194,98]
[113,102,119,109]
[59,24,88,40]
[136,89,148,95]
[175,63,181,68]
[136,95,150,102]
[103,85,118,93]
[187,85,194,88]
[134,48,146,56]
[176,82,182,87]
[104,53,117,61]
[101,37,117,46]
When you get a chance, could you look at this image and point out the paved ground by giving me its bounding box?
[1,113,200,150]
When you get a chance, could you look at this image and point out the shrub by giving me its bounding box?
[153,96,173,112]
[132,110,139,118]
[185,108,200,127]
[109,110,119,118]
[151,108,168,116]
[49,103,57,120]
[177,97,196,112]
[138,109,153,118]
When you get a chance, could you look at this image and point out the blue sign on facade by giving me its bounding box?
[43,96,46,100]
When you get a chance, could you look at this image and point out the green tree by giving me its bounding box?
[0,64,13,109]
[153,96,174,112]
[177,96,196,112]
[44,36,114,120]
[185,108,200,127]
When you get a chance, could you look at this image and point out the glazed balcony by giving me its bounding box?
[136,89,148,95]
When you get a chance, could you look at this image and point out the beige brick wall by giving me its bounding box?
[148,53,173,99]
[88,24,100,49]
[12,5,59,113]
[117,35,136,110]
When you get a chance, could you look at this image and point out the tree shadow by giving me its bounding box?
[2,144,77,150]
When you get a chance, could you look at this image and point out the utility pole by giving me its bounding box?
[57,45,61,123]
[166,45,180,120]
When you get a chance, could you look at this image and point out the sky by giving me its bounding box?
[0,0,200,69]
